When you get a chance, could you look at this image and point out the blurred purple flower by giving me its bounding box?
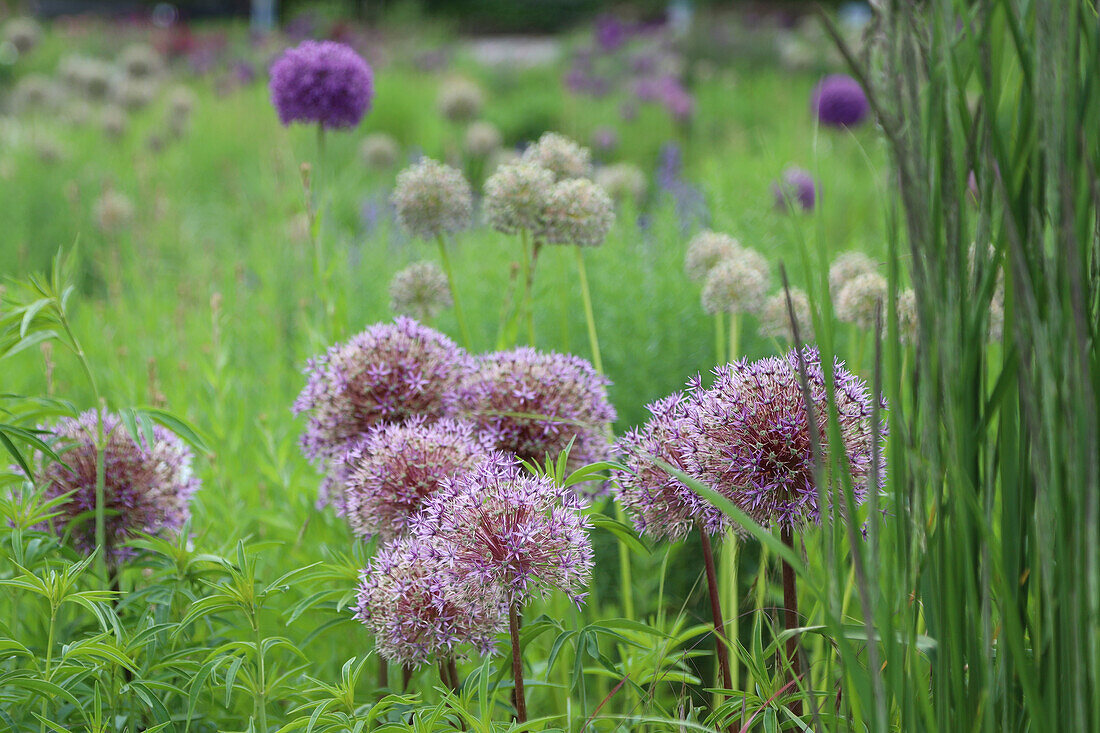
[811,74,869,128]
[269,40,374,129]
[772,167,816,211]
[594,14,629,53]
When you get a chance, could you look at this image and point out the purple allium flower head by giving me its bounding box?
[460,348,616,473]
[612,394,731,541]
[772,167,816,211]
[594,14,629,53]
[38,411,199,562]
[682,347,886,529]
[811,74,869,128]
[413,455,594,605]
[269,40,374,130]
[293,317,474,466]
[338,417,492,541]
[355,535,507,667]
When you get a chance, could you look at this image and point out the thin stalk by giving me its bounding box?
[615,503,635,619]
[39,606,57,733]
[439,659,455,693]
[728,312,741,363]
[714,312,726,365]
[377,658,388,691]
[447,658,460,693]
[253,620,269,733]
[574,247,603,373]
[721,533,739,692]
[402,665,413,691]
[436,234,473,349]
[519,229,536,344]
[780,525,802,717]
[508,602,527,723]
[699,528,733,692]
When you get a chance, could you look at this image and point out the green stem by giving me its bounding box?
[437,235,473,350]
[615,504,635,619]
[39,607,57,733]
[721,533,739,692]
[520,229,536,344]
[574,247,603,373]
[714,311,726,365]
[728,312,741,363]
[253,619,269,733]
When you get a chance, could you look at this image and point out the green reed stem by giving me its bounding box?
[436,234,473,350]
[574,247,603,373]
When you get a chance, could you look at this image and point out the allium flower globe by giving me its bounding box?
[269,40,374,130]
[438,78,484,122]
[758,288,815,341]
[120,44,164,80]
[101,105,129,140]
[521,132,594,181]
[293,317,473,464]
[595,163,647,204]
[360,133,400,170]
[701,252,770,315]
[613,394,732,541]
[414,456,594,605]
[389,261,453,321]
[39,411,200,562]
[684,348,886,529]
[339,418,491,541]
[464,120,502,157]
[462,348,616,472]
[393,158,473,240]
[541,178,615,247]
[772,167,816,211]
[355,536,507,667]
[812,74,869,128]
[4,17,41,55]
[94,190,135,234]
[828,251,877,294]
[483,161,555,235]
[684,230,740,283]
[835,271,888,329]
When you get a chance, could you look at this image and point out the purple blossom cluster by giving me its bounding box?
[615,347,885,537]
[269,40,373,129]
[38,411,200,562]
[811,74,869,129]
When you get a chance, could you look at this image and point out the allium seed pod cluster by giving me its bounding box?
[393,158,473,240]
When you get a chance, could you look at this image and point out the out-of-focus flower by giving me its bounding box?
[483,160,554,235]
[595,163,647,205]
[828,251,877,295]
[772,167,816,211]
[590,126,618,154]
[269,40,374,130]
[811,74,869,128]
[896,288,918,343]
[701,251,770,315]
[389,261,453,321]
[4,17,41,56]
[758,289,815,341]
[116,78,159,111]
[38,410,200,562]
[120,44,165,80]
[393,158,473,240]
[101,105,128,139]
[464,120,502,157]
[541,178,615,247]
[684,230,739,283]
[521,132,593,181]
[94,189,135,234]
[438,78,484,122]
[835,271,888,329]
[360,133,400,170]
[11,74,59,114]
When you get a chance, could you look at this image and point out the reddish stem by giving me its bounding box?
[780,525,803,717]
[509,602,528,723]
[700,528,734,692]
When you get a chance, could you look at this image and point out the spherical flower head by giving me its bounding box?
[168,85,197,118]
[101,105,128,139]
[269,40,374,130]
[438,78,484,122]
[521,132,593,181]
[393,158,473,240]
[612,394,731,541]
[701,251,770,315]
[541,178,615,247]
[812,74,869,128]
[483,160,554,236]
[119,44,164,80]
[389,261,453,321]
[759,288,815,341]
[595,163,647,205]
[61,57,114,102]
[682,348,886,530]
[94,190,135,234]
[360,132,400,170]
[414,456,594,605]
[11,74,59,114]
[464,120,503,157]
[339,417,492,541]
[355,535,507,668]
[4,17,41,55]
[116,78,158,111]
[828,251,877,295]
[772,167,816,211]
[38,410,200,562]
[293,317,474,464]
[835,272,888,329]
[684,230,740,283]
[461,347,617,473]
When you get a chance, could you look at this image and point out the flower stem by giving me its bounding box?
[508,602,527,723]
[780,525,802,716]
[574,246,603,373]
[436,234,473,350]
[519,229,538,344]
[699,528,733,692]
[377,658,388,690]
[615,503,635,619]
[714,311,726,365]
[253,619,269,733]
[728,312,741,363]
[39,607,57,733]
[721,532,739,692]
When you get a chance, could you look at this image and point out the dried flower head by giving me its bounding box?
[811,74,869,128]
[464,120,503,157]
[355,535,507,667]
[438,78,484,122]
[4,17,41,55]
[684,230,740,283]
[541,178,615,247]
[339,418,491,540]
[94,190,135,234]
[483,160,554,235]
[613,394,731,541]
[38,411,200,562]
[461,347,616,472]
[700,251,770,315]
[772,167,816,211]
[521,132,593,181]
[11,74,59,114]
[389,261,453,321]
[119,44,164,80]
[835,272,888,329]
[116,78,158,111]
[269,40,374,130]
[293,317,473,464]
[101,105,128,139]
[828,251,877,295]
[414,456,594,605]
[393,158,473,240]
[360,132,400,170]
[683,347,885,529]
[758,289,815,341]
[168,85,197,118]
[63,57,115,101]
[595,163,647,204]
